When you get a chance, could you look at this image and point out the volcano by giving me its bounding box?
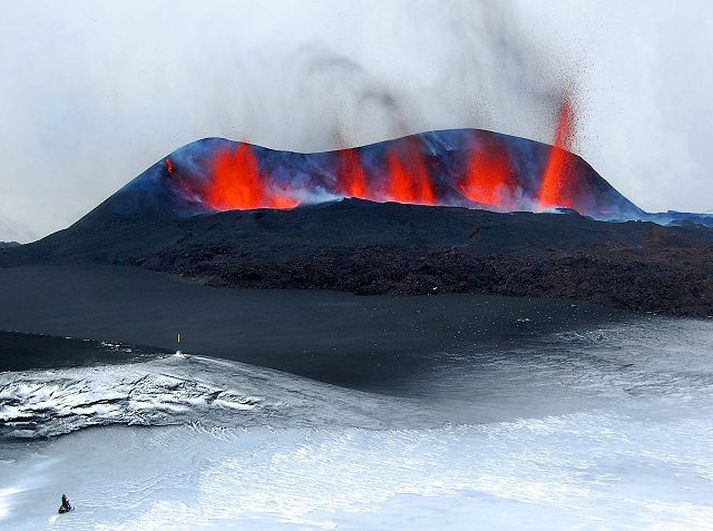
[87,128,643,224]
[3,128,713,317]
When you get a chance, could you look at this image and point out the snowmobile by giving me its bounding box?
[58,494,73,514]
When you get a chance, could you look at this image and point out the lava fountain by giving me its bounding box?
[337,149,368,200]
[136,127,639,221]
[384,141,436,206]
[537,96,581,210]
[179,144,297,211]
[458,132,516,210]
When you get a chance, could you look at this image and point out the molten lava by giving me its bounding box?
[156,126,624,218]
[385,144,436,205]
[337,149,368,199]
[538,96,578,209]
[458,134,515,209]
[205,143,296,211]
[164,158,175,177]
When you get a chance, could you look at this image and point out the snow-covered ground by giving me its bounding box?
[2,317,713,530]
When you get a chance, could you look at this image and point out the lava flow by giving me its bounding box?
[205,143,296,211]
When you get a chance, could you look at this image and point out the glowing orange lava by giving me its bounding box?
[458,136,515,209]
[538,95,577,209]
[337,149,368,199]
[206,143,296,210]
[164,158,175,177]
[385,143,435,205]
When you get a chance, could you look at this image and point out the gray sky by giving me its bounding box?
[1,0,711,241]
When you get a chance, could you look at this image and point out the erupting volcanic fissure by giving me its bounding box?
[154,126,635,220]
[205,144,296,211]
[538,96,579,210]
[385,146,436,206]
[337,149,368,199]
[458,133,516,209]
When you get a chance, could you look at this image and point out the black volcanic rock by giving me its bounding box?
[4,199,713,317]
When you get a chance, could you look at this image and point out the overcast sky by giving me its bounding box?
[1,0,711,240]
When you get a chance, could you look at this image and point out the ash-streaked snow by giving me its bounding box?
[0,354,418,439]
[1,317,713,529]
